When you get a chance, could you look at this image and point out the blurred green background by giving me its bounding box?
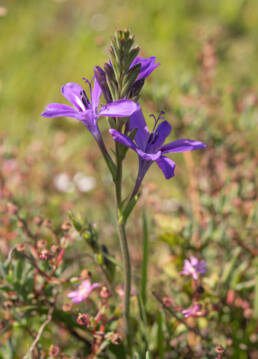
[1,0,258,142]
[0,1,258,358]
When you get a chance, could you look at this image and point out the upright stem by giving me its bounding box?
[115,142,122,204]
[114,142,132,354]
[117,220,131,351]
[94,132,116,180]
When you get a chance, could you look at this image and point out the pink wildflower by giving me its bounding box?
[182,303,202,318]
[67,279,101,303]
[181,256,206,280]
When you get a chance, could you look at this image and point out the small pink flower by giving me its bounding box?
[67,279,101,303]
[182,303,202,318]
[181,256,206,280]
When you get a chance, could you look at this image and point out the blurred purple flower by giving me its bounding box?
[109,107,206,196]
[182,303,202,318]
[41,78,137,142]
[130,56,160,81]
[67,279,101,304]
[181,256,207,280]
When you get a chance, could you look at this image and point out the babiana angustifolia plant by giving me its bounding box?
[41,30,206,355]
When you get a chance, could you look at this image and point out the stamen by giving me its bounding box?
[82,77,92,93]
[157,111,165,121]
[80,90,90,109]
[150,111,165,132]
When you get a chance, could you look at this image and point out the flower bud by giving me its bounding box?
[16,243,26,252]
[37,239,47,249]
[111,333,122,345]
[62,303,72,312]
[80,269,92,279]
[129,79,144,98]
[100,286,112,299]
[49,345,61,357]
[77,313,89,327]
[61,221,72,231]
[94,66,112,103]
[7,202,18,215]
[215,344,225,354]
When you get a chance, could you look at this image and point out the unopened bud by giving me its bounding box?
[104,63,116,82]
[51,245,60,254]
[129,79,144,98]
[37,239,47,249]
[42,219,52,228]
[16,243,26,252]
[49,345,61,357]
[162,297,172,307]
[94,66,112,103]
[215,344,225,354]
[40,249,52,260]
[80,269,92,279]
[196,285,204,294]
[7,203,18,215]
[100,286,112,299]
[77,313,89,327]
[111,333,122,345]
[62,303,72,312]
[61,221,71,231]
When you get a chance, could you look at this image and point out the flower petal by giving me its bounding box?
[91,77,102,112]
[41,103,82,120]
[109,129,137,151]
[130,56,160,81]
[156,156,176,179]
[62,82,87,111]
[150,121,172,152]
[137,149,161,161]
[161,139,206,154]
[90,283,101,291]
[129,105,149,149]
[98,100,137,118]
[109,129,161,161]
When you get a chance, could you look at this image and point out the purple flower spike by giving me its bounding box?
[130,56,160,81]
[181,256,207,280]
[67,279,101,304]
[41,77,137,141]
[109,107,206,196]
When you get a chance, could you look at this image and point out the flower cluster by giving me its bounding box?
[42,30,206,194]
[181,256,207,280]
[41,30,206,352]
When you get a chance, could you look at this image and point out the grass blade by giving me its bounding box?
[141,210,149,307]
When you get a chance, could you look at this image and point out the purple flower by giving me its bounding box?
[182,303,202,318]
[41,77,137,141]
[130,56,160,81]
[67,279,101,304]
[181,256,207,280]
[109,107,206,196]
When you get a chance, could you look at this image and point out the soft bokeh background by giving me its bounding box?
[1,0,258,141]
[0,0,257,358]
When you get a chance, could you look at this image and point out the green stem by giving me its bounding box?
[115,142,122,203]
[114,142,132,354]
[117,220,131,352]
[93,130,116,180]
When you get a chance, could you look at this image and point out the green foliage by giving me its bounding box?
[0,0,257,358]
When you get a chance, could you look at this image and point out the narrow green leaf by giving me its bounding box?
[221,247,241,284]
[123,194,140,223]
[157,311,165,359]
[141,210,149,307]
